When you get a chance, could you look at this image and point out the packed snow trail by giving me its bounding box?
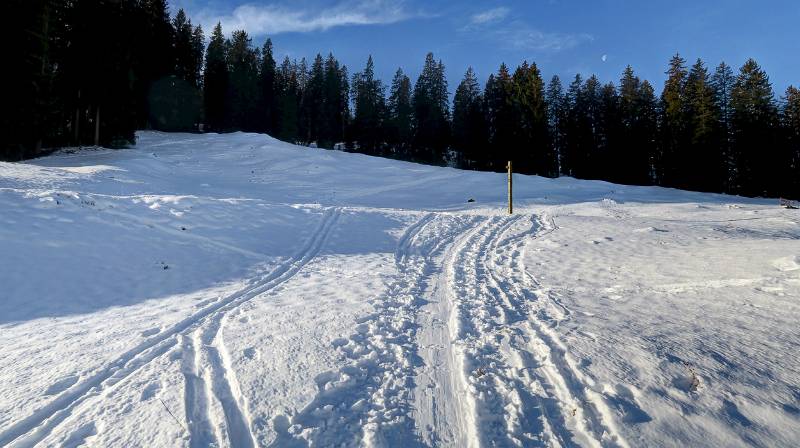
[2,132,799,447]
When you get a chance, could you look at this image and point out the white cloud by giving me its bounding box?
[501,25,594,52]
[470,7,510,25]
[197,0,411,36]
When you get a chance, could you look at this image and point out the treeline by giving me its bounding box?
[5,1,800,198]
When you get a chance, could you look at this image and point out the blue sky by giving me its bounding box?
[170,0,800,97]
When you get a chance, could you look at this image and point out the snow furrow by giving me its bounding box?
[0,207,340,447]
[416,216,494,447]
[271,212,474,447]
[487,213,628,447]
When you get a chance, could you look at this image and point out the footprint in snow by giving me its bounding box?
[44,374,79,396]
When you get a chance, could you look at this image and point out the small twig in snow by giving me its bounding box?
[159,397,188,434]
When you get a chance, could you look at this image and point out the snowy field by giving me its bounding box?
[1,131,799,448]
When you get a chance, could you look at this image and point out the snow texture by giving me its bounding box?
[1,131,799,447]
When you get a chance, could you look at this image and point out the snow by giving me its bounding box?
[1,131,799,447]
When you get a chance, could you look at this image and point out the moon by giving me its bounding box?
[601,54,608,62]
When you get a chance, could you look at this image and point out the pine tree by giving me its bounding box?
[275,56,300,141]
[191,26,205,88]
[599,81,620,181]
[711,61,735,191]
[226,30,260,131]
[562,74,584,177]
[203,23,229,131]
[297,54,325,144]
[258,39,277,134]
[484,64,515,170]
[412,53,450,163]
[387,68,413,156]
[615,66,655,185]
[783,86,800,198]
[660,54,689,187]
[546,76,568,175]
[731,59,779,196]
[511,62,553,176]
[351,56,386,154]
[685,59,723,191]
[321,54,347,148]
[172,9,194,83]
[452,67,487,169]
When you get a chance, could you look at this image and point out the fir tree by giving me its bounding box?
[412,53,450,163]
[711,61,736,190]
[484,64,515,170]
[387,68,413,156]
[731,59,779,196]
[351,56,386,154]
[452,67,487,169]
[685,59,723,191]
[659,54,690,187]
[546,76,568,175]
[226,30,260,131]
[259,39,277,134]
[511,62,553,176]
[203,23,229,131]
[783,86,800,198]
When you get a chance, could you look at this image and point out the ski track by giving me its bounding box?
[271,212,479,447]
[440,212,628,447]
[0,207,340,448]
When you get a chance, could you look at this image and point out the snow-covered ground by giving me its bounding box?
[1,131,798,447]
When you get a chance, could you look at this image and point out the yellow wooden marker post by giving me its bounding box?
[507,160,513,215]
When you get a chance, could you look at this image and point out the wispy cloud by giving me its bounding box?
[197,0,412,36]
[501,25,594,52]
[461,6,592,53]
[470,7,510,25]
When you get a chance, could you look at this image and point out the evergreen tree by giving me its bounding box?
[484,65,515,170]
[172,9,194,83]
[226,30,260,131]
[685,59,723,191]
[452,67,488,169]
[275,56,300,141]
[259,39,277,134]
[387,68,413,156]
[660,54,689,187]
[298,54,325,144]
[562,74,585,177]
[191,25,205,88]
[511,62,553,176]
[711,61,735,191]
[783,86,800,198]
[351,56,386,154]
[546,76,568,175]
[412,53,450,163]
[203,23,229,131]
[615,66,655,185]
[579,75,603,179]
[599,81,620,181]
[731,59,779,196]
[320,54,350,148]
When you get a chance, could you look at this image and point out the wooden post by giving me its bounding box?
[507,160,513,215]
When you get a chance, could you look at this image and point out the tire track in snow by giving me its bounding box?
[0,208,340,448]
[271,212,477,447]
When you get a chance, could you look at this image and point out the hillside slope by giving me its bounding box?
[1,132,798,447]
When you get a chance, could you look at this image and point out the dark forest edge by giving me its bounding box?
[5,0,800,199]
